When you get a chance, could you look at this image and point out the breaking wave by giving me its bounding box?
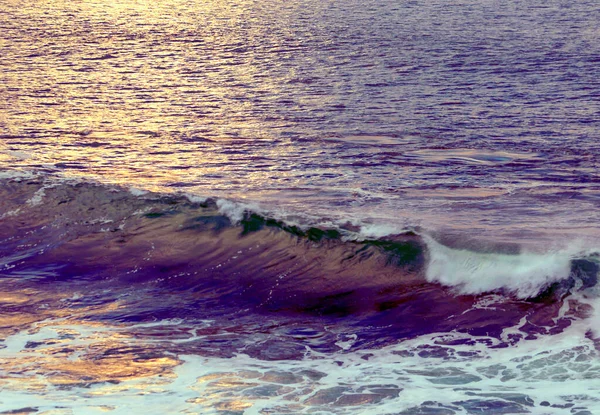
[2,173,600,415]
[1,174,598,305]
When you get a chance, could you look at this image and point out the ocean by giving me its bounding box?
[1,0,600,413]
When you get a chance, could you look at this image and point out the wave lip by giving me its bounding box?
[424,236,598,299]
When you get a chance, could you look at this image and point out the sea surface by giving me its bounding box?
[1,0,600,414]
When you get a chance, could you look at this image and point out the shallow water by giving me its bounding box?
[1,0,600,413]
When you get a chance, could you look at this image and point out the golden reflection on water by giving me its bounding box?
[1,0,294,194]
[0,320,181,393]
[0,283,181,396]
[0,316,291,414]
[0,289,70,338]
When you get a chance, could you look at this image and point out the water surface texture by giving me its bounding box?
[1,0,600,414]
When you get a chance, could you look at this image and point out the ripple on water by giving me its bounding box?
[405,148,542,166]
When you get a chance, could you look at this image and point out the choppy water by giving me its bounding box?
[1,0,600,414]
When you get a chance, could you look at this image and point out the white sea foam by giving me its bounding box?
[26,187,46,207]
[0,169,36,180]
[202,197,412,240]
[2,307,600,415]
[129,187,149,197]
[215,199,262,224]
[570,288,600,338]
[183,193,208,204]
[423,236,592,298]
[0,208,21,219]
[352,222,410,239]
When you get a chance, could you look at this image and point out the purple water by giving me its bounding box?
[1,0,600,413]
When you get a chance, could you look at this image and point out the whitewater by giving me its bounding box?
[1,0,600,414]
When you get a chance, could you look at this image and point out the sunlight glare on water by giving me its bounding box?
[2,0,600,245]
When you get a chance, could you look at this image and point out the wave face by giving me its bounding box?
[2,177,597,327]
[2,177,600,415]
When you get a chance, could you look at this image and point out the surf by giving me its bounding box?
[2,175,598,348]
